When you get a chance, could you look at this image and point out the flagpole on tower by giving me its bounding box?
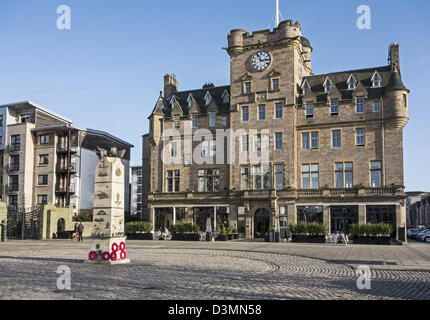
[275,0,280,27]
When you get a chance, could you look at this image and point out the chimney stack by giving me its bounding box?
[164,74,178,99]
[389,43,400,72]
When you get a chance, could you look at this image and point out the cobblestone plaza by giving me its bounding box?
[0,241,429,300]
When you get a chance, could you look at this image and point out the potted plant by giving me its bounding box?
[290,222,327,243]
[216,225,228,241]
[232,228,239,240]
[226,227,233,240]
[350,223,392,245]
[170,223,201,241]
[125,222,153,240]
[267,227,275,242]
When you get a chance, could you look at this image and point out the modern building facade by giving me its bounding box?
[130,166,143,217]
[144,19,409,241]
[0,101,133,214]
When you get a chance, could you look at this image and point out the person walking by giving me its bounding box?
[78,223,84,242]
[72,223,79,241]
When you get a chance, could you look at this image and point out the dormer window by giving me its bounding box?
[170,96,178,107]
[222,90,230,104]
[347,75,357,90]
[323,77,332,92]
[372,72,382,88]
[204,92,212,105]
[187,94,194,108]
[302,80,310,94]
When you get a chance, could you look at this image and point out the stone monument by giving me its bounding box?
[85,147,130,265]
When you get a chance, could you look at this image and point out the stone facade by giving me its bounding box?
[407,192,430,227]
[144,19,409,241]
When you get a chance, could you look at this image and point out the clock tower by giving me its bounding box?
[226,20,313,191]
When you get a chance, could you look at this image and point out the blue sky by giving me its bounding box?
[0,0,429,191]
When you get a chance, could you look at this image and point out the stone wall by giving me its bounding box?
[0,202,6,224]
[40,203,73,240]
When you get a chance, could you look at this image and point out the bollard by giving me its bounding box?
[1,220,6,242]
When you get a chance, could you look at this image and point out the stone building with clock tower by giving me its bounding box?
[144,19,409,242]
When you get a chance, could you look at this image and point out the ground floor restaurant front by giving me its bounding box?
[148,202,407,242]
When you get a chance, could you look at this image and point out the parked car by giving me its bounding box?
[417,229,430,242]
[408,228,419,238]
[410,228,429,240]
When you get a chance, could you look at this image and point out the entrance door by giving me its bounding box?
[254,209,270,239]
[330,206,358,234]
[57,218,66,233]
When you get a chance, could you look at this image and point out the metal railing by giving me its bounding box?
[55,183,76,194]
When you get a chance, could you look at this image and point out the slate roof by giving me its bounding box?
[301,65,394,103]
[151,85,231,118]
[300,36,312,48]
[386,70,408,93]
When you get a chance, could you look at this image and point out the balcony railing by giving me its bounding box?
[9,164,20,172]
[56,163,76,174]
[148,186,405,203]
[55,183,76,194]
[8,185,19,193]
[297,189,324,197]
[56,145,77,154]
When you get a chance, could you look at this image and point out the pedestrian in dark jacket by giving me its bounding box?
[78,223,84,242]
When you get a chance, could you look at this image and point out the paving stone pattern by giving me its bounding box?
[0,246,429,300]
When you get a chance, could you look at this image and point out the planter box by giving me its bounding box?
[171,233,200,241]
[352,236,391,245]
[57,231,74,240]
[233,234,239,240]
[216,235,229,241]
[264,234,270,242]
[227,234,234,240]
[126,233,153,240]
[269,233,275,243]
[292,235,326,243]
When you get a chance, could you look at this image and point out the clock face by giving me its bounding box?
[252,51,271,71]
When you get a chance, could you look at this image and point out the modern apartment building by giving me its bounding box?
[0,101,133,213]
[130,166,143,217]
[144,19,409,241]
